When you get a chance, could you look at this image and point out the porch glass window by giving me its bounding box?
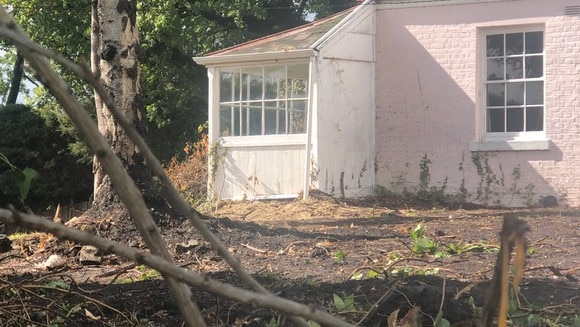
[485,30,544,134]
[219,64,309,136]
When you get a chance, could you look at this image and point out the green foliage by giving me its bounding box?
[0,104,92,211]
[410,223,439,256]
[0,153,38,204]
[332,250,346,262]
[332,293,356,313]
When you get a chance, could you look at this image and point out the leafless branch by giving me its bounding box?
[0,8,205,326]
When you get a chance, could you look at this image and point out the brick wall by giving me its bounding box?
[375,0,580,206]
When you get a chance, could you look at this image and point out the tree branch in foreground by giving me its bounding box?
[0,208,355,327]
[0,8,310,327]
[0,7,205,326]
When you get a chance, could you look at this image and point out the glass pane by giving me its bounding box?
[241,67,262,101]
[506,108,524,132]
[525,31,543,54]
[288,64,309,98]
[506,57,523,79]
[219,72,234,102]
[526,106,543,131]
[526,81,543,105]
[279,110,287,134]
[264,66,285,100]
[506,33,523,55]
[525,56,543,78]
[486,34,504,57]
[487,108,504,132]
[506,82,524,106]
[219,106,232,136]
[290,110,306,134]
[291,79,308,98]
[487,83,504,106]
[233,106,241,136]
[487,58,503,80]
[240,106,248,136]
[249,107,262,135]
[220,71,240,102]
[264,109,278,135]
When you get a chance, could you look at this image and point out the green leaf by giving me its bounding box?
[19,167,39,201]
[46,280,70,290]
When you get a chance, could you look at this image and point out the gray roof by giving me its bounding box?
[206,9,353,57]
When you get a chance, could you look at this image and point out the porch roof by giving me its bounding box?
[194,6,359,65]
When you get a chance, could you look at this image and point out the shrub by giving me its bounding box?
[165,129,208,206]
[0,104,92,212]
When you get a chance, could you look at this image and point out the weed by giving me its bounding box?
[332,293,356,313]
[410,223,439,256]
[332,250,346,263]
[165,129,209,206]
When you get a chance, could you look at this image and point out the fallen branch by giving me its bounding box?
[0,208,355,327]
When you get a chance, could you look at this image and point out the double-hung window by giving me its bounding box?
[218,64,309,137]
[484,29,544,136]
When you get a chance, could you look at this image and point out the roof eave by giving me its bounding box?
[194,49,314,67]
[311,0,374,51]
[377,0,519,9]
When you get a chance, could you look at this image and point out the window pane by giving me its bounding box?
[249,107,262,135]
[525,56,543,78]
[264,66,285,100]
[526,107,543,131]
[506,33,523,55]
[290,111,306,134]
[487,83,504,106]
[240,106,248,136]
[233,107,241,136]
[219,106,232,136]
[506,82,524,106]
[506,57,523,79]
[487,108,504,132]
[220,71,240,102]
[525,31,543,54]
[526,81,543,105]
[486,34,504,57]
[291,78,308,98]
[241,68,262,101]
[279,110,287,134]
[487,58,503,80]
[264,109,278,135]
[506,108,524,132]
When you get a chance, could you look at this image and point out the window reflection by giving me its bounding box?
[485,30,544,134]
[219,64,309,136]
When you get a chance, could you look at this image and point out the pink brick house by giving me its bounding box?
[195,0,580,207]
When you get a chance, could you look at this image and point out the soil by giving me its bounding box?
[1,195,579,326]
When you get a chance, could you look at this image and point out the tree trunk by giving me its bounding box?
[6,52,24,105]
[91,0,149,209]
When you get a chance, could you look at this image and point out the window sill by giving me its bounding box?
[469,138,550,152]
[219,134,307,148]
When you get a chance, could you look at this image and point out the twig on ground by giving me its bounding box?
[241,243,269,254]
[356,285,397,326]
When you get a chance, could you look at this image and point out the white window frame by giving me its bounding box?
[216,62,310,144]
[471,24,549,152]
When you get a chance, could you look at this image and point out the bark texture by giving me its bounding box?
[6,52,24,105]
[92,0,148,208]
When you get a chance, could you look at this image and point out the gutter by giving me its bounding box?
[193,49,313,66]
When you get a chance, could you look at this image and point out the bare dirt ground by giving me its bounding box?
[1,195,579,326]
